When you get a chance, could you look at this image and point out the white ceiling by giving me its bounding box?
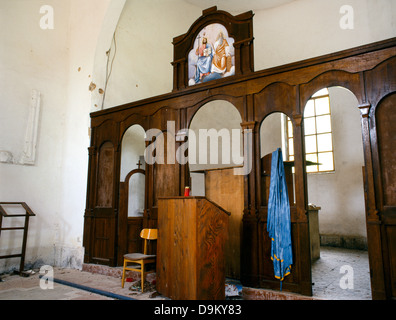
[183,0,298,13]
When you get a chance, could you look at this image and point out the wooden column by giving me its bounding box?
[241,120,260,286]
[360,103,386,300]
[292,112,312,296]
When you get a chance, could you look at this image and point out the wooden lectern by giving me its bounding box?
[157,196,230,300]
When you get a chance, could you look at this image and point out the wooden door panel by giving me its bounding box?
[376,93,396,206]
[127,217,143,253]
[90,141,117,266]
[385,223,396,298]
[91,210,116,266]
[96,142,115,207]
[375,92,396,299]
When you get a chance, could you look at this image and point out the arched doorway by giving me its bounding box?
[301,87,372,299]
[258,111,298,289]
[188,100,244,281]
[118,124,146,261]
[260,112,296,207]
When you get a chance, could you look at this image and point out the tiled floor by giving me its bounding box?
[0,246,372,300]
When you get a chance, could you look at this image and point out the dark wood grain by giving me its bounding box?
[82,7,396,300]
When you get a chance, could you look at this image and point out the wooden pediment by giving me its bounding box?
[172,6,254,91]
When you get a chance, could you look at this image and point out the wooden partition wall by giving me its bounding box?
[203,167,244,280]
[83,7,396,299]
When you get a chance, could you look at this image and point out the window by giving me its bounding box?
[286,88,335,173]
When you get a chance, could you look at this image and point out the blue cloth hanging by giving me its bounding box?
[267,148,293,289]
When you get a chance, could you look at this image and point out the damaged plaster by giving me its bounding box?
[0,90,41,166]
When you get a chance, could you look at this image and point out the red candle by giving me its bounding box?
[184,186,190,197]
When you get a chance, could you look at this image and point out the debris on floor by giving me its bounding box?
[18,270,36,277]
[128,279,161,298]
[225,279,243,299]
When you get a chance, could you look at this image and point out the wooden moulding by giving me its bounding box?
[84,6,396,298]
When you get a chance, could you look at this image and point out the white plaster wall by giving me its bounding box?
[260,113,284,158]
[1,0,394,273]
[92,0,202,110]
[0,0,114,272]
[56,0,115,269]
[120,125,146,180]
[189,100,243,172]
[98,0,396,109]
[0,0,71,271]
[253,0,396,70]
[0,0,69,163]
[307,87,365,239]
[93,0,394,241]
[188,100,243,196]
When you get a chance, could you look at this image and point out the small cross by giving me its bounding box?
[136,159,143,169]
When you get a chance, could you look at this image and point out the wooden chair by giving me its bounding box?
[121,228,157,292]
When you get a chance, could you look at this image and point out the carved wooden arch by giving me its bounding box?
[119,114,149,142]
[259,110,293,129]
[122,168,146,217]
[186,94,244,129]
[97,139,115,151]
[118,167,146,264]
[94,119,119,148]
[299,70,364,110]
[370,90,396,202]
[172,6,254,90]
[254,82,298,123]
[83,8,396,297]
[365,55,396,109]
[124,168,145,183]
[148,106,181,134]
[369,90,396,299]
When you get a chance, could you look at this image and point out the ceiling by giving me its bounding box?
[183,0,298,13]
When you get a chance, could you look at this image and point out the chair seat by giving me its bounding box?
[124,253,156,261]
[121,228,158,291]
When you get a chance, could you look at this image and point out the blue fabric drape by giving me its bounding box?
[267,148,293,289]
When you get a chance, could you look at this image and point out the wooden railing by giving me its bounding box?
[0,202,36,274]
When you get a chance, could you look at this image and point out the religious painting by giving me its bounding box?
[188,24,235,86]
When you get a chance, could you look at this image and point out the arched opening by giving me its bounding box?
[300,87,372,300]
[258,112,298,289]
[260,112,296,207]
[188,100,244,286]
[119,124,146,255]
[188,100,243,172]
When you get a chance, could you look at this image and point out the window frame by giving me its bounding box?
[286,88,335,174]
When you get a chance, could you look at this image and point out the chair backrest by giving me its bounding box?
[140,228,157,240]
[140,228,157,254]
